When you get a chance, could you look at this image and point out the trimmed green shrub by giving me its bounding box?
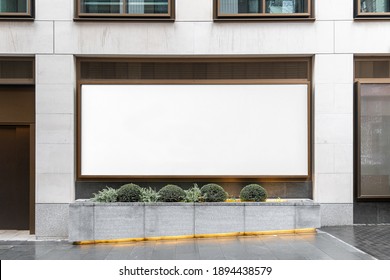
[91,187,118,203]
[240,184,268,202]
[140,187,160,203]
[201,183,227,202]
[117,183,142,202]
[158,184,186,202]
[184,184,203,202]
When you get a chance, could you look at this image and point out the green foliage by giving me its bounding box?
[91,187,118,203]
[200,183,228,202]
[184,184,203,202]
[140,187,160,203]
[240,184,268,202]
[117,183,142,202]
[158,184,186,202]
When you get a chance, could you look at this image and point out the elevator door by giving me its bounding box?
[0,125,30,229]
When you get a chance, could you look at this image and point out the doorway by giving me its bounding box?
[0,126,30,229]
[0,85,35,233]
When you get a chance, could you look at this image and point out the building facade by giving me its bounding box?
[0,0,390,239]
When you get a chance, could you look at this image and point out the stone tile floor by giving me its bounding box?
[0,230,375,260]
[0,230,37,241]
[321,225,390,260]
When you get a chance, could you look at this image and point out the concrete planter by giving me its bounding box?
[69,199,320,242]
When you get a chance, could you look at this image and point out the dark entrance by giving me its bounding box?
[354,57,390,224]
[0,126,30,229]
[0,85,35,232]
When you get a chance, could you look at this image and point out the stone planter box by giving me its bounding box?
[69,199,320,242]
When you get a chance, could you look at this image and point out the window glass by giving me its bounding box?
[80,0,169,15]
[218,0,309,16]
[0,0,28,13]
[360,0,390,13]
[81,0,122,14]
[219,0,262,14]
[265,0,307,14]
[128,0,168,14]
[360,84,390,197]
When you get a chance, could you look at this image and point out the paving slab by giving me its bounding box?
[322,225,390,260]
[0,231,376,260]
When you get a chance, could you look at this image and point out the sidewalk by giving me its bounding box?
[0,231,36,242]
[321,225,390,260]
[0,230,375,260]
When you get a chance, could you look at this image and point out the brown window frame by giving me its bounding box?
[214,0,314,20]
[75,0,175,20]
[355,0,390,18]
[0,0,34,19]
[0,56,36,233]
[0,57,35,85]
[354,57,390,202]
[76,57,312,183]
[355,81,390,202]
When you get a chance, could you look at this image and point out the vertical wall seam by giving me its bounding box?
[92,204,95,241]
[333,20,336,54]
[243,203,246,233]
[294,204,297,229]
[53,21,55,54]
[143,203,146,239]
[193,203,196,237]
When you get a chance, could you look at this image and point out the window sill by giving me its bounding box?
[0,17,34,21]
[214,17,315,22]
[354,17,390,21]
[74,17,175,22]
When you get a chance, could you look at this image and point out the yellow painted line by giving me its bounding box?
[145,235,195,241]
[195,232,244,239]
[245,228,316,236]
[73,228,317,245]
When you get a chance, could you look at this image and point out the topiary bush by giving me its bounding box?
[140,187,160,203]
[184,184,203,202]
[158,184,186,202]
[240,184,268,202]
[91,187,118,203]
[201,183,228,202]
[117,183,142,202]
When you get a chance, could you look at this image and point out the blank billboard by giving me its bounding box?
[81,84,308,177]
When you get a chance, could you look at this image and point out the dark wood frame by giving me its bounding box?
[0,0,34,19]
[0,123,35,233]
[0,90,35,235]
[75,0,175,20]
[0,57,35,233]
[214,0,314,20]
[354,80,390,201]
[355,0,390,18]
[76,57,312,183]
[354,56,390,201]
[0,57,35,85]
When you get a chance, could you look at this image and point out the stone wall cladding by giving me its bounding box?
[69,200,320,242]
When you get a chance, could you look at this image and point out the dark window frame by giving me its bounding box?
[355,0,390,18]
[75,0,175,20]
[0,0,34,19]
[354,57,390,202]
[214,0,314,20]
[76,56,313,183]
[355,81,390,201]
[0,57,35,85]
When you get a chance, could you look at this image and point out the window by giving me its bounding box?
[76,57,312,182]
[356,83,390,199]
[355,57,390,200]
[0,0,33,18]
[0,57,34,84]
[76,0,174,19]
[215,0,313,19]
[356,0,390,17]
